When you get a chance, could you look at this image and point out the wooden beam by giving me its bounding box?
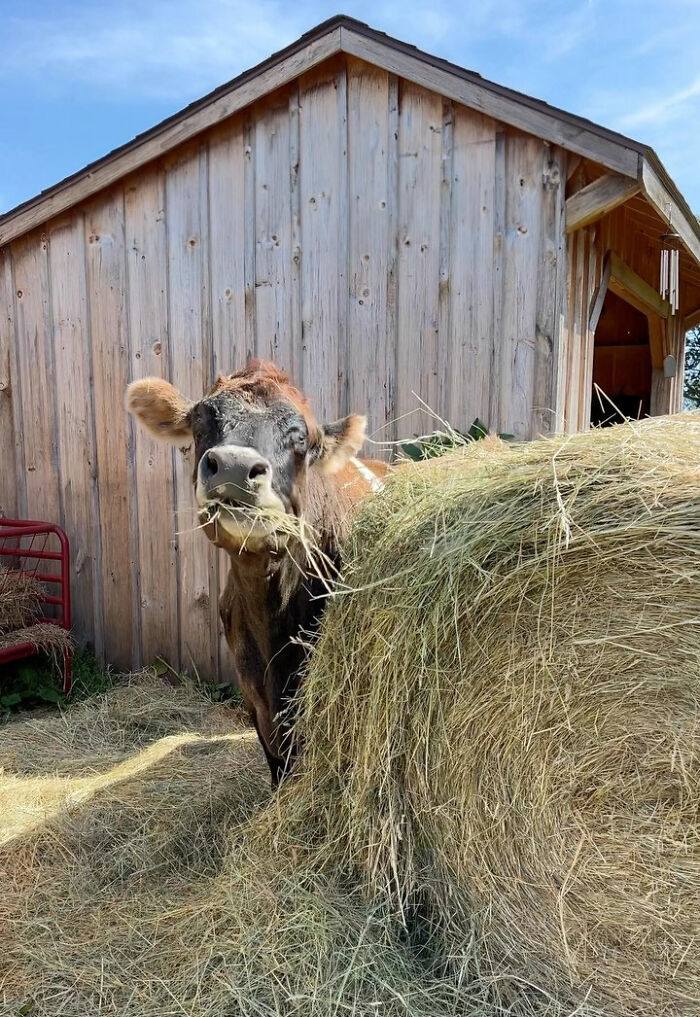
[607,251,671,321]
[647,315,666,371]
[339,27,641,178]
[684,306,700,331]
[566,154,582,182]
[0,28,342,246]
[641,159,700,268]
[588,252,611,332]
[565,173,640,233]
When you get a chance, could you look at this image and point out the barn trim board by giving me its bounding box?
[2,19,700,677]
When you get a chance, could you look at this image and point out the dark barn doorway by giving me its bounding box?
[590,290,652,426]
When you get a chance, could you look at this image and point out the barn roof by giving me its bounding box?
[1,14,699,265]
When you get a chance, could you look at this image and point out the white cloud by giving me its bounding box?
[619,77,700,129]
[0,0,312,100]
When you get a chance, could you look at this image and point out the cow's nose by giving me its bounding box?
[199,446,272,505]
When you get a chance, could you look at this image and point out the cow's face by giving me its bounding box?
[126,361,366,550]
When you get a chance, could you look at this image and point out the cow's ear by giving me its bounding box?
[315,414,367,474]
[125,378,193,442]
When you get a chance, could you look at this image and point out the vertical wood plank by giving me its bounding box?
[49,213,102,654]
[346,60,393,446]
[166,146,217,680]
[11,234,61,523]
[385,75,400,447]
[288,87,304,387]
[0,251,18,517]
[447,108,496,431]
[209,123,247,378]
[499,132,543,439]
[254,99,294,372]
[533,144,566,435]
[299,65,344,423]
[336,67,349,417]
[395,81,442,437]
[243,119,256,364]
[489,129,506,434]
[437,99,454,425]
[579,229,597,427]
[565,229,585,431]
[84,192,139,668]
[208,122,248,682]
[124,170,178,668]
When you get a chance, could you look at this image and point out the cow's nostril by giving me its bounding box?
[206,452,219,475]
[248,461,269,482]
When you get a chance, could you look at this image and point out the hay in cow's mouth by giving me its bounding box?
[201,497,338,581]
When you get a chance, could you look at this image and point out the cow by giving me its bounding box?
[126,361,388,785]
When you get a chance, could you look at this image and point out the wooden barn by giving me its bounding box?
[1,16,700,679]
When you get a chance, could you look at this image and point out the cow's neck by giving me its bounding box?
[223,469,348,676]
[225,544,326,657]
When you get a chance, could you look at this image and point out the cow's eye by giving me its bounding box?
[287,428,306,453]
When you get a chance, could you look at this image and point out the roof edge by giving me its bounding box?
[640,150,700,265]
[1,14,698,267]
[0,17,347,246]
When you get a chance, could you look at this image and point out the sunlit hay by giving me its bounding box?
[3,417,700,1017]
[0,678,495,1017]
[0,567,43,633]
[291,413,700,1017]
[0,671,241,777]
[0,676,272,1011]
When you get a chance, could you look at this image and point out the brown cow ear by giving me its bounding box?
[316,414,367,474]
[125,378,193,442]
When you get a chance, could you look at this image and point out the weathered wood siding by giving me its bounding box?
[0,55,568,677]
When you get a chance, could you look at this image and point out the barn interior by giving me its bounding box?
[591,291,651,425]
[565,157,700,429]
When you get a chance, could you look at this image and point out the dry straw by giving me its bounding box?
[0,567,43,634]
[1,414,699,1016]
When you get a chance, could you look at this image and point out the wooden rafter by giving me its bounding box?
[607,252,671,322]
[566,173,640,233]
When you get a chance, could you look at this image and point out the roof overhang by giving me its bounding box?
[1,15,699,269]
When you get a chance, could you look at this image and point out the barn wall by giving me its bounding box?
[0,55,568,677]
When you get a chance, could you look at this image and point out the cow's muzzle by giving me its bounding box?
[196,445,276,509]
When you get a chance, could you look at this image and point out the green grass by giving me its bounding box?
[0,649,112,716]
[0,649,242,718]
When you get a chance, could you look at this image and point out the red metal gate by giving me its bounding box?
[0,519,72,693]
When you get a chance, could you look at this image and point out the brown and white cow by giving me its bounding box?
[126,360,387,784]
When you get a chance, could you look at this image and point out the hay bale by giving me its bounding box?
[292,413,700,1016]
[0,566,43,633]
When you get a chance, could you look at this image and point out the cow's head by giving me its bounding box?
[126,361,367,550]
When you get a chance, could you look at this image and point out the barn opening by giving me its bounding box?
[590,290,652,425]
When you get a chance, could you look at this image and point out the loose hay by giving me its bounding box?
[0,676,472,1017]
[0,567,43,633]
[0,621,73,657]
[1,415,699,1017]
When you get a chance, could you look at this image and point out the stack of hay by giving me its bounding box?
[0,414,698,1017]
[0,565,72,658]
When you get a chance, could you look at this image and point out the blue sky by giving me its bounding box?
[2,0,700,215]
